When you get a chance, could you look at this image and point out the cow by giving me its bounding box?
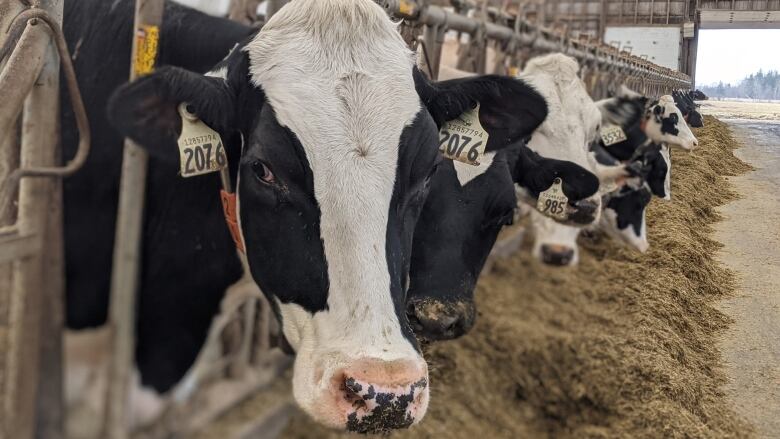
[405,57,608,341]
[62,0,255,426]
[592,90,674,251]
[405,130,603,340]
[672,89,704,128]
[691,89,708,101]
[591,140,666,252]
[645,95,699,150]
[518,54,634,267]
[63,0,562,432]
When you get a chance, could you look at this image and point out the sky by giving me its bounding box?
[696,30,780,86]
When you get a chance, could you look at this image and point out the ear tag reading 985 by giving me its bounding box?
[537,178,568,221]
[177,104,228,178]
[600,124,628,146]
[438,103,489,166]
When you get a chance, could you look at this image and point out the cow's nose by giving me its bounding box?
[692,139,699,148]
[541,244,576,266]
[336,359,429,433]
[406,298,475,341]
[568,198,600,225]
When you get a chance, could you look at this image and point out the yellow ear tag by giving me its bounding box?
[177,103,228,178]
[438,103,489,166]
[537,178,568,221]
[600,124,628,146]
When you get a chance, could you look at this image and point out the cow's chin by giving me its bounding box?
[291,346,430,433]
[276,305,431,433]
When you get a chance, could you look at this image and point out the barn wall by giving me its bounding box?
[605,26,681,69]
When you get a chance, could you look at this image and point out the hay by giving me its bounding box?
[279,116,753,439]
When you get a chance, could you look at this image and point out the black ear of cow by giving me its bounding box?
[414,69,548,152]
[107,66,235,163]
[514,144,600,202]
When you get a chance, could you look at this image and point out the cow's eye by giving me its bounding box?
[251,160,275,184]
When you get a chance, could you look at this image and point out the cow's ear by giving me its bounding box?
[414,69,548,152]
[107,66,235,163]
[514,144,600,202]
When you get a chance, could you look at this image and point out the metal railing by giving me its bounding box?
[376,0,691,94]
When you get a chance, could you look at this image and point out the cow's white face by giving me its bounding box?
[645,96,698,150]
[238,1,430,431]
[520,54,607,265]
[530,209,581,266]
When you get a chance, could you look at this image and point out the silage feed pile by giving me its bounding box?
[278,116,754,438]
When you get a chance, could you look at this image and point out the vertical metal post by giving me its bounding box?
[0,1,63,438]
[33,5,66,438]
[104,1,164,438]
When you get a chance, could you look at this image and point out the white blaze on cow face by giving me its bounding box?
[453,152,496,186]
[520,54,604,266]
[240,0,428,430]
[645,95,698,150]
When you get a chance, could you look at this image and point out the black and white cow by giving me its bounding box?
[64,0,562,432]
[405,135,602,340]
[593,90,674,251]
[518,54,635,267]
[62,0,255,417]
[403,63,605,341]
[691,89,708,101]
[672,89,704,128]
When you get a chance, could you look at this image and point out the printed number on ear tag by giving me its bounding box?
[537,178,569,221]
[438,103,489,166]
[600,124,628,146]
[177,104,228,178]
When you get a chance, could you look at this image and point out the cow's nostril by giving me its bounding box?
[406,298,474,341]
[541,245,576,266]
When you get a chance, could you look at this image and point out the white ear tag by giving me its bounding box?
[438,103,489,166]
[600,124,628,146]
[537,178,568,221]
[177,103,228,178]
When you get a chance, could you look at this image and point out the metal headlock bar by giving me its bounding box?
[376,0,691,90]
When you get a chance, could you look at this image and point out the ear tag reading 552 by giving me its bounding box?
[177,104,228,178]
[537,178,568,221]
[438,103,489,166]
[600,124,628,146]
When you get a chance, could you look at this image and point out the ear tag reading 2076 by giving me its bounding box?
[438,103,489,166]
[537,178,568,221]
[177,104,228,178]
[600,124,628,146]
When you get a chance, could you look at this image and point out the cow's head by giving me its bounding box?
[644,96,698,150]
[672,90,704,128]
[106,0,556,431]
[406,139,601,341]
[600,185,652,252]
[596,93,650,161]
[517,53,623,267]
[691,89,708,101]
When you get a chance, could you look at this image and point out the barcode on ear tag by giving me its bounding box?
[177,105,228,178]
[438,103,489,166]
[600,124,628,146]
[537,178,569,221]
